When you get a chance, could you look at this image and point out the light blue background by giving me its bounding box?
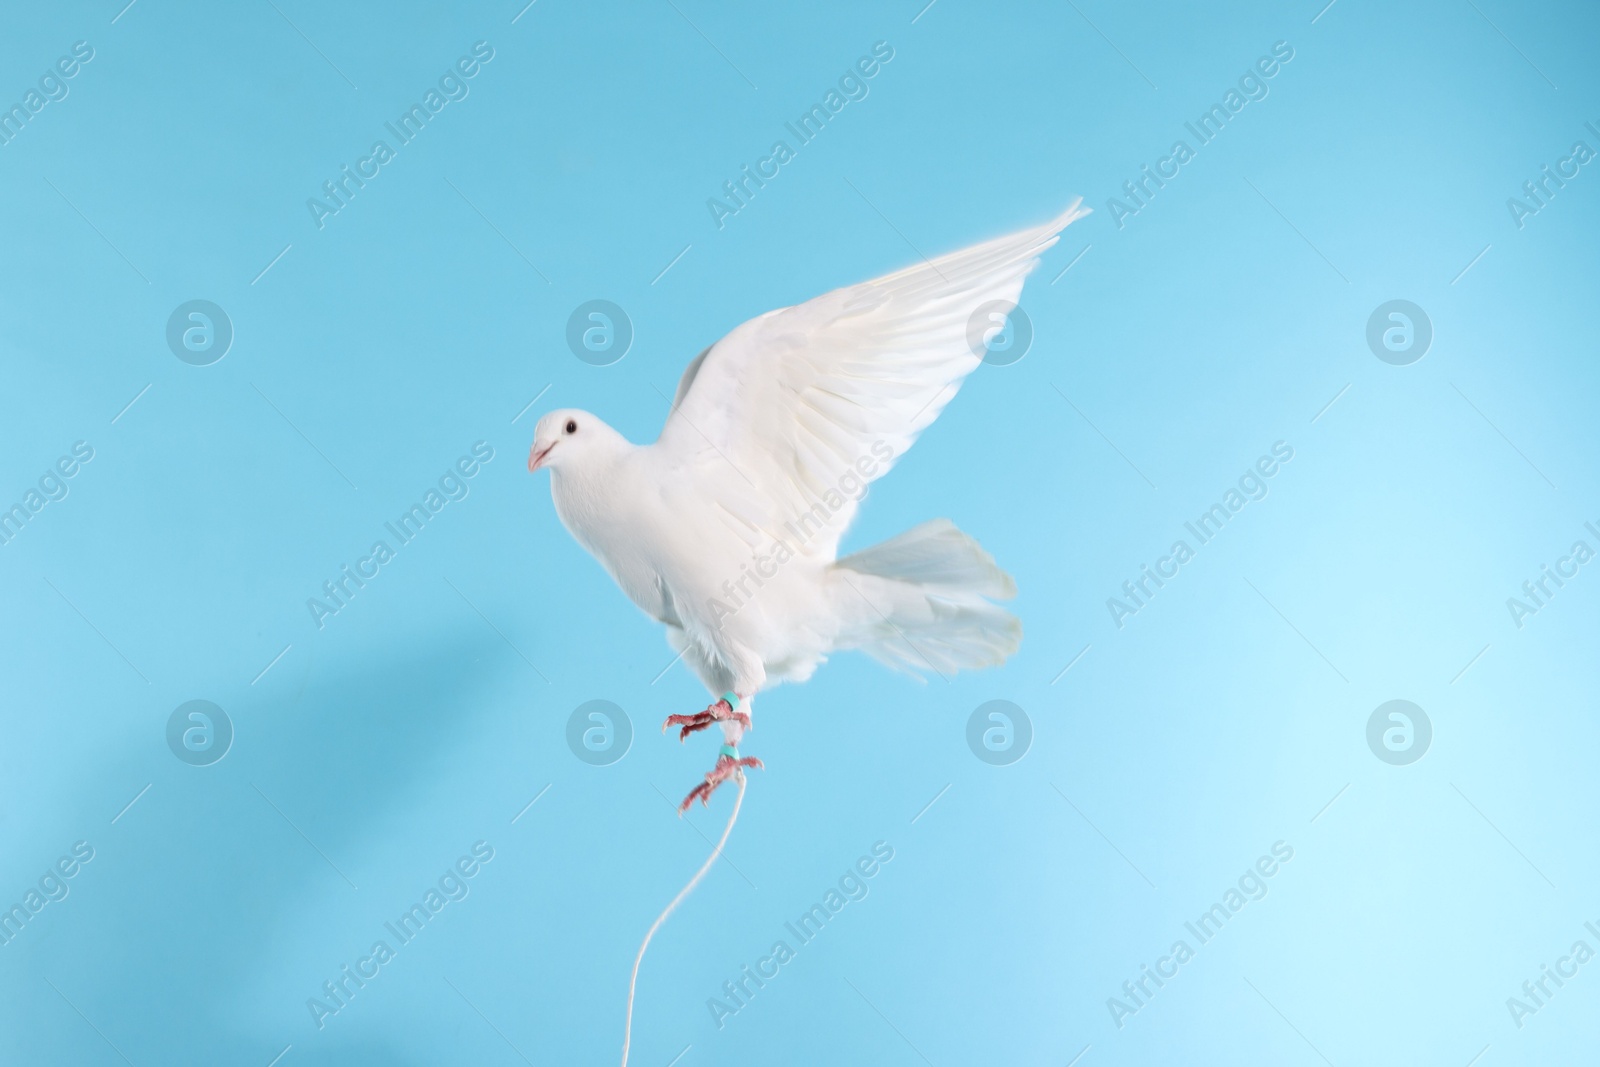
[1,1,1596,1064]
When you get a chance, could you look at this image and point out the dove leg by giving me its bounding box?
[676,691,761,813]
[661,695,750,742]
[678,752,763,814]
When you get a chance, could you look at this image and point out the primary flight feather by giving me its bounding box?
[529,201,1089,808]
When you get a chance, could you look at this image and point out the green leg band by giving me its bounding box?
[720,744,740,759]
[721,691,741,712]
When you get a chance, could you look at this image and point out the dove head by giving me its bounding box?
[527,409,626,474]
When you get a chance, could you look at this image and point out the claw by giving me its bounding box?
[662,711,716,742]
[660,698,748,743]
[677,754,764,815]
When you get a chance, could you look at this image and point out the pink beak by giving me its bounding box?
[528,442,555,472]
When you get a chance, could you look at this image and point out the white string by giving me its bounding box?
[621,772,747,1067]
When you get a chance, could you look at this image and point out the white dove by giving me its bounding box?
[529,202,1088,810]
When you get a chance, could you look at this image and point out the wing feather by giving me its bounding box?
[657,201,1090,559]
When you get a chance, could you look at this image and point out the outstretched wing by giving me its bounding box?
[657,201,1089,559]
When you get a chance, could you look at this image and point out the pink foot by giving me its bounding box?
[661,698,750,742]
[678,753,764,814]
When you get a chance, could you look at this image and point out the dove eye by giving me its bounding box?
[565,419,578,434]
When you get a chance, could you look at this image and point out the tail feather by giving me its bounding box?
[832,519,1020,677]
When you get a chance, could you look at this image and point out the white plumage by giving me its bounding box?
[529,202,1088,722]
